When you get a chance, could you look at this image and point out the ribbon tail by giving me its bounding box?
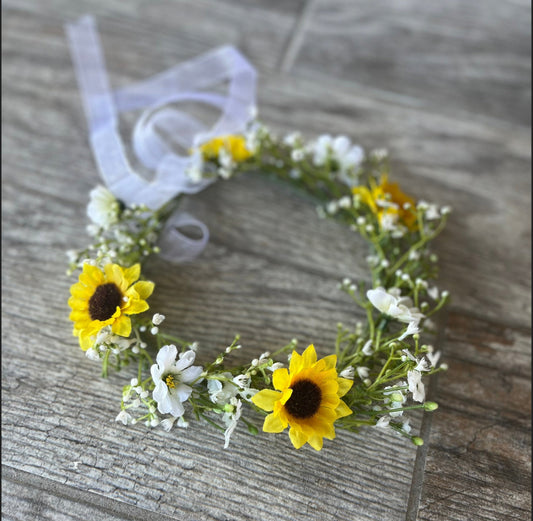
[157,212,210,263]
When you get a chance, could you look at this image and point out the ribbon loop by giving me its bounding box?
[66,15,257,261]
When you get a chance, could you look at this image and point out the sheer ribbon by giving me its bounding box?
[65,15,257,261]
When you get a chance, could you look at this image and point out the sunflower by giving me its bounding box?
[69,263,154,350]
[200,135,252,163]
[353,174,417,231]
[251,344,353,451]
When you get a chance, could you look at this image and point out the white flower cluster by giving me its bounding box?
[309,134,365,186]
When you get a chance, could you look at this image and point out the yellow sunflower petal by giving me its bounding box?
[289,350,303,375]
[320,394,340,409]
[272,368,290,391]
[335,400,353,419]
[251,389,282,412]
[123,297,149,315]
[301,344,317,368]
[337,377,353,397]
[79,272,98,290]
[316,354,337,371]
[129,280,154,300]
[70,283,91,299]
[103,264,125,290]
[78,331,94,351]
[319,379,339,396]
[68,296,88,310]
[307,435,324,451]
[263,412,286,433]
[111,314,131,337]
[289,426,309,449]
[123,264,141,287]
[83,264,104,285]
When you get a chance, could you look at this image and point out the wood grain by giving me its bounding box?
[2,0,531,520]
[418,312,531,521]
[291,0,532,127]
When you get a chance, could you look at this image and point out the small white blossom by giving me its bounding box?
[367,287,425,325]
[376,416,391,428]
[207,373,239,405]
[427,350,442,368]
[428,286,439,300]
[398,321,421,341]
[362,340,374,356]
[267,362,284,372]
[338,196,352,209]
[151,345,203,417]
[407,370,425,402]
[339,366,355,380]
[152,313,165,325]
[283,131,302,147]
[223,398,243,449]
[290,149,305,162]
[415,358,430,372]
[115,410,132,425]
[85,348,100,361]
[177,416,189,428]
[150,327,159,335]
[87,185,120,229]
[160,417,176,432]
[356,366,369,379]
[425,204,440,220]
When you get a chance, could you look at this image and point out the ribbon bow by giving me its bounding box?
[65,15,257,261]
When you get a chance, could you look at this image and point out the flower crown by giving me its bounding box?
[67,124,450,451]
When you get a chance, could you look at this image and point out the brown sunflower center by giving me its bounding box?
[89,283,122,321]
[284,379,322,419]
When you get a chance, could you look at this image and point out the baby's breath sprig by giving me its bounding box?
[67,120,450,451]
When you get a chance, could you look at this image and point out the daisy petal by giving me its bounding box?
[176,350,196,371]
[156,344,178,369]
[180,365,203,384]
[174,383,192,402]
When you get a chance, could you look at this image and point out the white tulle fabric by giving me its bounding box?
[65,15,257,261]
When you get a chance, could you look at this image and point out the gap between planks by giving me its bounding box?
[278,0,318,73]
[405,309,449,521]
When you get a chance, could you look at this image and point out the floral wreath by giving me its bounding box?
[67,124,450,451]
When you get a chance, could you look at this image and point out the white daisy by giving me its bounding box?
[367,287,425,325]
[151,345,203,417]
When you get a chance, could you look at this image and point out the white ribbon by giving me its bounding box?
[65,15,257,261]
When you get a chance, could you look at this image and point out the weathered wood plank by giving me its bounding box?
[2,1,531,521]
[2,466,178,521]
[291,0,531,127]
[254,74,531,328]
[1,0,300,79]
[2,5,422,521]
[417,312,531,521]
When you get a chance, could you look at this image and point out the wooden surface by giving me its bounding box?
[2,1,530,520]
